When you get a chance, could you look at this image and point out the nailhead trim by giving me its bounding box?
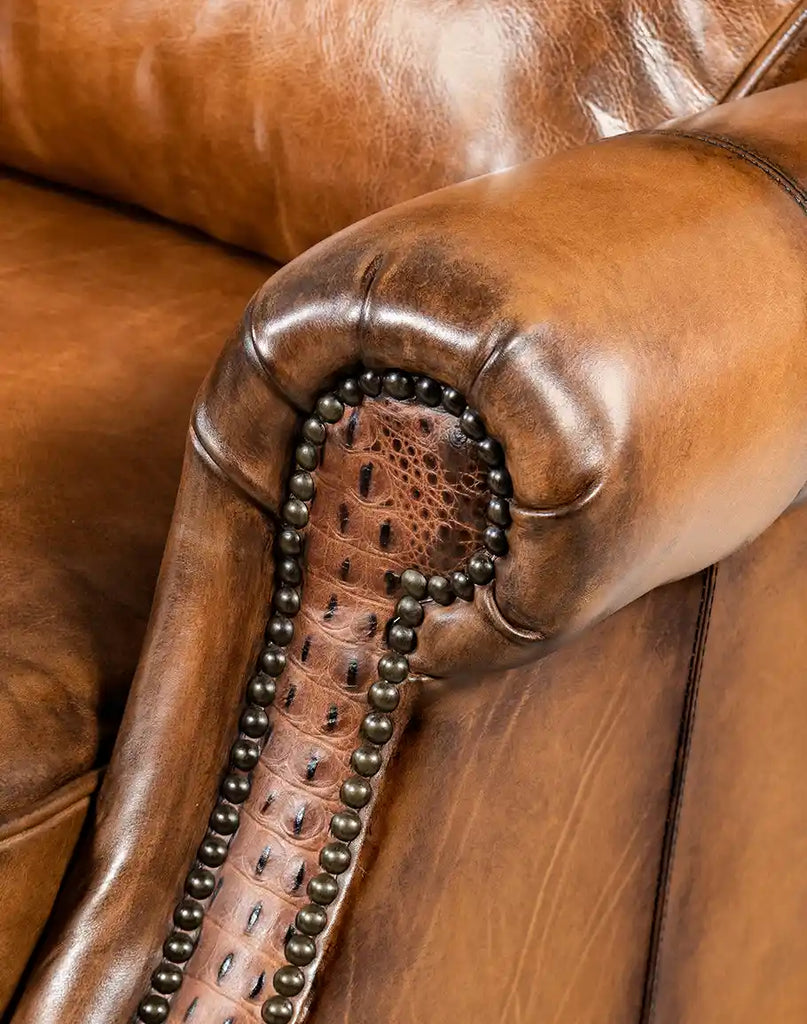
[137,370,511,1024]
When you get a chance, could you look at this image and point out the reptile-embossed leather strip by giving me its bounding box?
[134,369,512,1024]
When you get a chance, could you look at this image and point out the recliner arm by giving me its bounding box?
[15,79,807,1024]
[206,78,807,673]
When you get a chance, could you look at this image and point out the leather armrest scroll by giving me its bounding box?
[212,79,807,672]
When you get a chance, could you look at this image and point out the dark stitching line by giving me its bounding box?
[649,129,807,217]
[639,563,719,1024]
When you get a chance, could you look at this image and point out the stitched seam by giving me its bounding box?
[649,129,807,217]
[0,772,99,843]
[639,563,719,1024]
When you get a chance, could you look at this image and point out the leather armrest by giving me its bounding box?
[200,78,807,675]
[15,80,807,1024]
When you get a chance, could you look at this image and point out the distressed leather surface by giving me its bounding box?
[1,0,803,262]
[313,571,708,1023]
[14,82,807,1023]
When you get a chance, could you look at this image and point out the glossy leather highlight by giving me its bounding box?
[0,0,802,262]
[232,82,807,671]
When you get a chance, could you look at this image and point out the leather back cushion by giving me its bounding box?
[0,0,799,263]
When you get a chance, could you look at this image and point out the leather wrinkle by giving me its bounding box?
[189,419,280,520]
[357,252,386,355]
[469,320,611,504]
[464,319,530,424]
[480,585,546,645]
[508,476,606,520]
[650,129,807,215]
[640,564,720,1024]
[245,303,307,415]
[467,325,610,641]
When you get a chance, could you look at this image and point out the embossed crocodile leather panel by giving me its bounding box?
[164,395,487,1022]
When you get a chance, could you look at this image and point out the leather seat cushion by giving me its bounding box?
[0,170,270,1010]
[0,169,269,896]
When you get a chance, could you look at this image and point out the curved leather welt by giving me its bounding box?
[724,1,807,99]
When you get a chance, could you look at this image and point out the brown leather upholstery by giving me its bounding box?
[163,398,487,1023]
[0,171,269,1012]
[4,4,807,1023]
[314,571,710,1023]
[726,2,807,95]
[212,80,807,665]
[0,772,98,1016]
[650,500,807,1023]
[13,80,807,1024]
[1,0,804,262]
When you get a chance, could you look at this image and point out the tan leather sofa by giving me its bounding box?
[3,3,807,1023]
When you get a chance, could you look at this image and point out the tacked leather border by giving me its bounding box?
[135,369,511,1024]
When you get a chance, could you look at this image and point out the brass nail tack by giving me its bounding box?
[141,369,511,1024]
